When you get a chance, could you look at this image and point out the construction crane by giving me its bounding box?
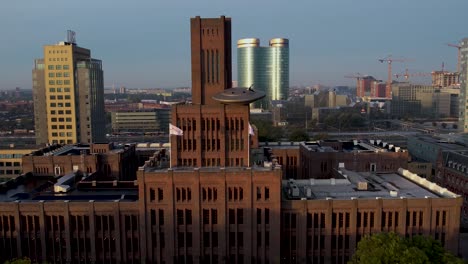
[378,56,407,98]
[447,43,461,73]
[394,68,431,81]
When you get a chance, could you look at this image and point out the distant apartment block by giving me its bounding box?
[432,71,460,87]
[111,108,171,133]
[356,76,387,98]
[0,148,36,178]
[391,83,453,118]
[33,36,105,145]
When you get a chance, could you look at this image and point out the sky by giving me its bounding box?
[0,0,467,90]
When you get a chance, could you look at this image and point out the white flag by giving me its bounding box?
[169,123,183,136]
[249,123,255,136]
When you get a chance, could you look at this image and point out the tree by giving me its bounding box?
[349,232,465,264]
[288,129,309,142]
[4,257,34,264]
[251,120,283,142]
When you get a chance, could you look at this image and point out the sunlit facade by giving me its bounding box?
[237,38,289,109]
[33,40,105,145]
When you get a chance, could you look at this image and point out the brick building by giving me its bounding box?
[299,140,409,179]
[435,150,468,227]
[21,143,138,181]
[0,16,463,264]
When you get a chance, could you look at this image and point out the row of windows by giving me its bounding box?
[48,72,70,78]
[49,87,71,93]
[52,125,73,130]
[51,139,74,144]
[48,50,69,54]
[50,110,72,115]
[48,80,71,85]
[0,154,23,159]
[48,58,69,62]
[49,95,71,100]
[50,102,71,108]
[0,162,20,167]
[0,170,21,175]
[150,186,270,203]
[176,118,247,131]
[47,65,70,70]
[51,132,73,137]
[50,117,73,122]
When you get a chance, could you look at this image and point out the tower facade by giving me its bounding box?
[237,38,289,109]
[190,16,232,105]
[459,38,468,132]
[32,38,105,145]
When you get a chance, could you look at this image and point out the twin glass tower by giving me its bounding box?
[237,38,289,109]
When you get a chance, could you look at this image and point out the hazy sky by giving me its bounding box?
[0,0,466,90]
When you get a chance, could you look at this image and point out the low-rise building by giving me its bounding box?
[281,168,462,263]
[0,148,37,178]
[111,108,171,133]
[22,143,138,181]
[435,150,468,227]
[299,140,408,179]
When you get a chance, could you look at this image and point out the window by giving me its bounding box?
[265,187,270,200]
[49,88,55,92]
[56,72,62,77]
[203,209,209,224]
[64,80,70,85]
[229,209,235,224]
[64,87,70,92]
[237,209,243,224]
[157,188,164,201]
[48,73,55,77]
[64,72,70,77]
[177,209,184,225]
[49,80,55,85]
[63,65,69,70]
[185,210,192,225]
[211,209,218,224]
[48,65,54,70]
[56,65,62,70]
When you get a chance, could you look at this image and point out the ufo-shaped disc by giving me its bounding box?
[212,87,266,105]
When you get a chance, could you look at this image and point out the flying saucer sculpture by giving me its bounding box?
[212,87,265,105]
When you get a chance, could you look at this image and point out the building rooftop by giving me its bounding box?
[26,143,134,157]
[301,139,406,153]
[0,172,138,202]
[282,168,458,201]
[410,134,467,149]
[440,150,468,176]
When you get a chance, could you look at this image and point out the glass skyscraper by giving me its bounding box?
[237,38,289,109]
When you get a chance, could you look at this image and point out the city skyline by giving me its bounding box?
[0,0,467,90]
